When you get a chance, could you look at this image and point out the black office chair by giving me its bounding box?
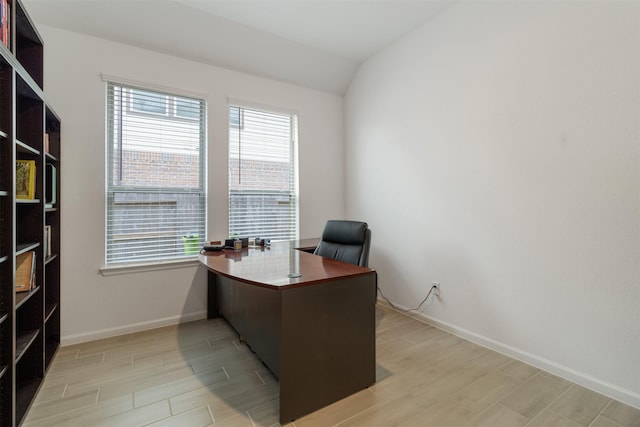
[313,220,371,267]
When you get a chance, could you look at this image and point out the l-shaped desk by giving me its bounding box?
[199,239,376,423]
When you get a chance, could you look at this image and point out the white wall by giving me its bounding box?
[346,1,640,407]
[38,26,345,344]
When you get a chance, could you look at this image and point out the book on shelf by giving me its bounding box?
[16,251,36,293]
[0,0,5,48]
[6,0,9,49]
[45,163,56,207]
[16,159,36,199]
[0,0,4,48]
[44,225,52,258]
[0,0,8,49]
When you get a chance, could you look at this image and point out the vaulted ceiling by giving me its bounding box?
[23,0,455,94]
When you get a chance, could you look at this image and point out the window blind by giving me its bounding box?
[228,105,298,241]
[106,83,206,264]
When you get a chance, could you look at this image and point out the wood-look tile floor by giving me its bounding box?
[24,305,640,427]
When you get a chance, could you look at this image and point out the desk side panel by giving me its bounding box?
[216,274,282,377]
[207,271,219,318]
[279,272,376,423]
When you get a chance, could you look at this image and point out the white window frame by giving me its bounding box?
[228,103,299,242]
[103,79,207,270]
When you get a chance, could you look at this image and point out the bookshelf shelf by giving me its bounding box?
[15,285,39,309]
[15,330,39,363]
[16,242,39,255]
[15,198,39,204]
[15,377,41,424]
[44,303,57,322]
[44,304,58,323]
[15,139,39,156]
[0,1,60,423]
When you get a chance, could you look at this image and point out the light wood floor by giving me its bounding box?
[23,305,640,427]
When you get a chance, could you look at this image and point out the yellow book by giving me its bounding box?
[16,159,36,199]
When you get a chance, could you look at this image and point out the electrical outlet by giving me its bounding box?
[432,281,440,297]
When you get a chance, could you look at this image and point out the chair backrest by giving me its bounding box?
[313,220,371,267]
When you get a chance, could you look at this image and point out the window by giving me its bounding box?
[175,98,200,120]
[228,105,298,241]
[129,88,200,120]
[106,82,206,265]
[229,107,242,128]
[130,89,168,116]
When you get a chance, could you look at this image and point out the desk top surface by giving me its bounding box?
[199,238,374,289]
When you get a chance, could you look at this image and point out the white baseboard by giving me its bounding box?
[378,299,640,410]
[60,310,208,346]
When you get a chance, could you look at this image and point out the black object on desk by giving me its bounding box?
[202,244,224,252]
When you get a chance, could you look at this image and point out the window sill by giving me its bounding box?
[100,257,200,276]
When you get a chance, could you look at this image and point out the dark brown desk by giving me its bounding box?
[199,239,376,423]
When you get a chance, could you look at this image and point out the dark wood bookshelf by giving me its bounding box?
[0,1,61,424]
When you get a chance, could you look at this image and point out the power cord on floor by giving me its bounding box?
[377,284,438,314]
